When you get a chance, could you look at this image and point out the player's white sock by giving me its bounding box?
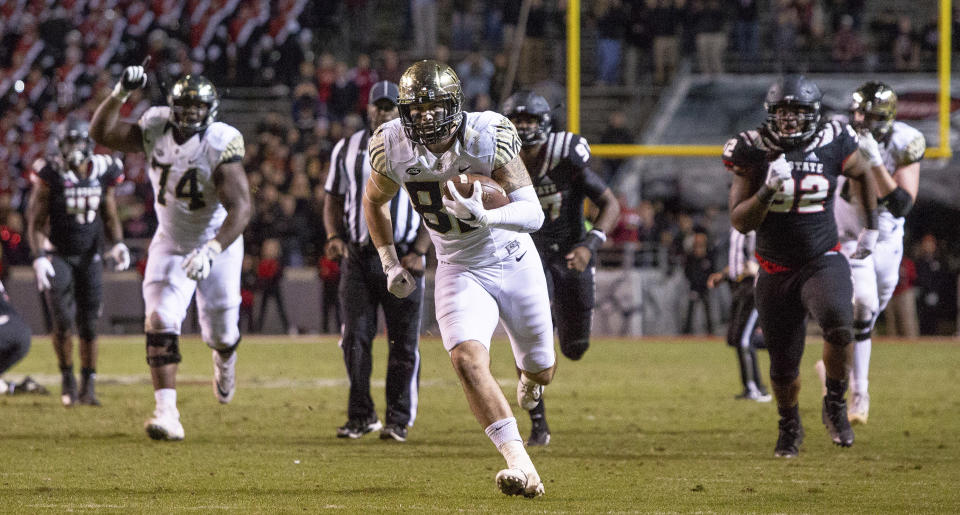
[851,338,871,395]
[154,388,178,412]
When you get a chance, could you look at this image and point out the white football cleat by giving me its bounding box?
[145,408,185,441]
[496,467,544,498]
[213,349,237,404]
[517,376,543,411]
[848,392,870,425]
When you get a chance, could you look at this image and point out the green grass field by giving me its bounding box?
[1,335,958,513]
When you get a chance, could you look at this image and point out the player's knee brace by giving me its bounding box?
[145,333,181,367]
[559,338,590,361]
[824,326,854,348]
[853,319,872,342]
[212,336,241,358]
[769,365,799,386]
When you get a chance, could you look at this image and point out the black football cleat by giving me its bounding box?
[336,415,382,439]
[11,376,49,395]
[822,396,854,447]
[774,416,805,458]
[379,424,408,442]
[61,373,78,407]
[526,418,551,447]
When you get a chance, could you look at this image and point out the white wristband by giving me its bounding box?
[376,244,400,272]
[111,82,131,102]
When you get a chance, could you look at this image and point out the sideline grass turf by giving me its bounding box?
[1,335,958,513]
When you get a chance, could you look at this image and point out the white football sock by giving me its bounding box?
[851,338,871,395]
[154,388,178,412]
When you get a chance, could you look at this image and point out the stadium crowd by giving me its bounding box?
[1,0,958,336]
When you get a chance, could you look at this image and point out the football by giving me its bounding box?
[442,173,510,209]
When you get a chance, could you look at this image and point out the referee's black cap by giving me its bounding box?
[369,80,400,106]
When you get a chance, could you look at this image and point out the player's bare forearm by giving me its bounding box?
[729,173,768,233]
[26,183,50,257]
[323,194,346,240]
[90,96,144,153]
[592,188,621,234]
[491,155,533,194]
[213,161,252,248]
[412,219,432,255]
[892,162,920,200]
[101,186,124,244]
[843,152,878,229]
[362,171,400,248]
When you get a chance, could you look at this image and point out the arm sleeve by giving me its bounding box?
[581,166,608,202]
[483,185,544,233]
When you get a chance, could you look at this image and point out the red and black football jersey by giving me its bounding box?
[528,132,608,255]
[723,121,859,268]
[33,155,124,256]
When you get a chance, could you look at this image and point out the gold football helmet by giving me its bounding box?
[851,81,897,140]
[167,75,220,137]
[397,60,463,145]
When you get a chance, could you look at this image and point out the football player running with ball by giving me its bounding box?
[501,90,620,446]
[91,65,251,441]
[27,118,129,406]
[818,82,924,425]
[362,60,554,498]
[724,75,879,458]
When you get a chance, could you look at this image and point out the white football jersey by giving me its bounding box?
[369,111,525,266]
[138,106,244,251]
[835,120,925,242]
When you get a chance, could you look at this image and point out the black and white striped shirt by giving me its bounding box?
[727,228,757,281]
[324,129,420,246]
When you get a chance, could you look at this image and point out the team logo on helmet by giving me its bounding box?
[397,60,464,145]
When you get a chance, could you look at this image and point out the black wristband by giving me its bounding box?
[579,230,606,254]
[756,184,776,204]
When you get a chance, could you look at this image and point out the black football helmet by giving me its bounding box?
[850,81,897,140]
[501,90,552,147]
[397,60,463,145]
[167,75,219,137]
[57,118,92,168]
[763,75,822,149]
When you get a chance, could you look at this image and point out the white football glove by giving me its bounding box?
[858,132,884,167]
[441,180,488,228]
[32,256,55,291]
[765,154,792,190]
[111,65,148,101]
[376,245,416,298]
[851,228,879,260]
[181,240,222,281]
[108,242,131,271]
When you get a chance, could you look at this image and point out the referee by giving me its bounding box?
[323,81,431,442]
[708,228,771,402]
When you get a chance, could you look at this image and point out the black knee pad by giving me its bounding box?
[853,319,871,342]
[560,338,590,361]
[824,326,853,348]
[146,333,181,367]
[769,366,799,386]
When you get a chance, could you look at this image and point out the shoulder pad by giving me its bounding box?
[722,131,767,172]
[204,122,243,152]
[890,121,926,165]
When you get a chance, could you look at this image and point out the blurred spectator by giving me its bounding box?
[893,15,921,71]
[376,48,403,84]
[240,255,257,332]
[624,0,651,87]
[317,252,341,334]
[914,234,949,335]
[411,0,438,58]
[733,0,760,61]
[594,0,627,85]
[690,0,727,76]
[451,0,481,51]
[349,54,378,116]
[773,0,800,71]
[683,231,715,334]
[257,238,291,334]
[650,0,684,85]
[457,52,495,110]
[598,111,633,183]
[831,14,865,67]
[884,255,918,337]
